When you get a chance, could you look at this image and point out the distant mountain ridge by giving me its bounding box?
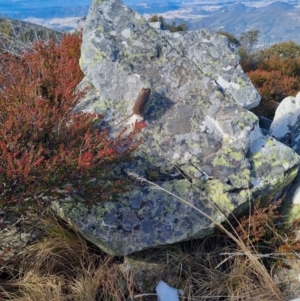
[1,6,90,20]
[0,17,62,54]
[1,0,300,47]
[185,1,300,47]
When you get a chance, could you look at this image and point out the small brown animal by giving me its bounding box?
[115,88,151,126]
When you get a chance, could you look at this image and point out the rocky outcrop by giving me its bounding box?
[269,92,300,222]
[257,92,300,301]
[270,92,300,153]
[53,0,300,256]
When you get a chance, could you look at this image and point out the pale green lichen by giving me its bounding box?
[182,165,200,177]
[81,45,107,68]
[162,181,174,192]
[286,204,300,223]
[212,147,244,168]
[205,179,234,213]
[94,50,107,62]
[213,156,231,167]
[96,26,104,34]
[79,56,84,69]
[228,169,251,188]
[239,189,251,201]
[225,147,244,161]
[123,49,144,61]
[54,199,88,220]
[89,101,109,113]
[173,179,191,195]
[250,152,263,169]
[237,76,247,88]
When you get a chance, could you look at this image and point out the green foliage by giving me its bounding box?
[166,21,188,33]
[148,15,188,32]
[227,29,300,118]
[239,29,260,52]
[0,18,12,36]
[0,33,145,214]
[259,41,300,59]
[148,14,165,24]
[218,30,240,45]
[238,30,261,72]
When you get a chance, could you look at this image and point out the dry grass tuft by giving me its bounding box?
[0,177,293,301]
[182,241,284,301]
[0,217,131,301]
[0,215,288,301]
[1,273,71,301]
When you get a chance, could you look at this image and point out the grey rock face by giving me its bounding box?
[54,0,300,256]
[270,93,300,152]
[269,92,300,223]
[79,0,260,110]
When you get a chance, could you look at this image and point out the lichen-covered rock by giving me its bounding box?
[52,0,300,256]
[273,257,300,300]
[270,92,300,150]
[269,92,300,223]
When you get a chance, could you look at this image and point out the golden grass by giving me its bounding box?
[182,242,284,301]
[0,174,294,300]
[129,233,285,301]
[0,217,131,301]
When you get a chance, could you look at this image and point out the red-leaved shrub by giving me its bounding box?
[246,53,300,118]
[248,68,300,118]
[235,199,300,264]
[0,33,144,212]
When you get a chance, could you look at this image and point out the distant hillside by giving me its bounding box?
[3,6,90,20]
[185,1,300,48]
[0,17,62,53]
[1,1,300,48]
